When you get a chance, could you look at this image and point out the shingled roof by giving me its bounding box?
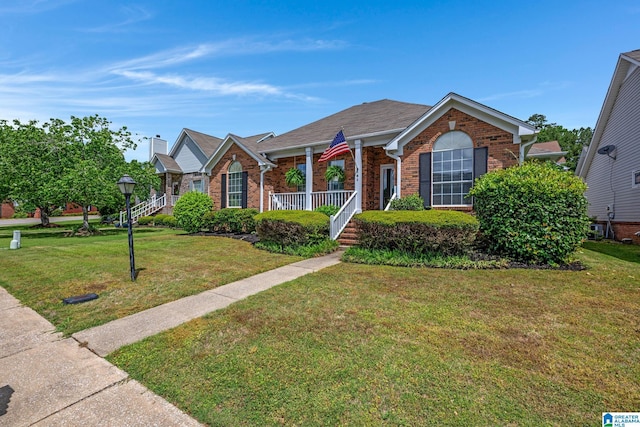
[153,153,182,173]
[183,128,223,158]
[257,99,430,152]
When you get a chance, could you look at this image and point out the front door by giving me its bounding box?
[380,164,395,209]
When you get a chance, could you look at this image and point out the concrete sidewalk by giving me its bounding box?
[0,250,342,425]
[0,287,201,427]
[74,250,343,356]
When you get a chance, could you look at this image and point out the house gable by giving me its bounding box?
[578,49,640,228]
[203,134,275,175]
[386,92,536,155]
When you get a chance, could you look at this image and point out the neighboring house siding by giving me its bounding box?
[209,145,262,210]
[174,137,209,172]
[584,66,640,223]
[401,108,517,204]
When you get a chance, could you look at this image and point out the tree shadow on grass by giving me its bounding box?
[582,240,640,264]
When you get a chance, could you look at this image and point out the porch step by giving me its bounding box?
[337,222,358,247]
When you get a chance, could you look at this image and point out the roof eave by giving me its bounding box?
[576,53,633,177]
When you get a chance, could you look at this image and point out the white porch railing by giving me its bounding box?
[269,190,355,211]
[119,194,166,224]
[383,192,398,211]
[269,192,306,210]
[330,191,358,240]
[171,195,181,206]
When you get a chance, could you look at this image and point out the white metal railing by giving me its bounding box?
[119,194,166,224]
[269,190,355,211]
[330,191,358,240]
[171,195,181,206]
[383,192,398,211]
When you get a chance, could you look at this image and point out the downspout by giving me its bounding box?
[259,164,272,213]
[386,150,402,199]
[305,147,313,210]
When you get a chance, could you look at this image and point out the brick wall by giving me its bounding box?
[611,221,640,244]
[209,145,262,210]
[401,108,518,197]
[0,201,15,218]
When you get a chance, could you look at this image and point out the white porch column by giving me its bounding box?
[355,139,362,213]
[305,147,313,211]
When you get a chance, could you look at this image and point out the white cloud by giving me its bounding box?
[112,70,283,96]
[80,5,154,33]
[0,0,78,14]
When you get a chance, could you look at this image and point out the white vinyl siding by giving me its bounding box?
[174,136,209,172]
[584,65,640,222]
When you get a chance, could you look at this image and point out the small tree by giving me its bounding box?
[173,191,214,233]
[468,162,589,264]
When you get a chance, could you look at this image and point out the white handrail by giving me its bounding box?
[383,192,398,211]
[119,194,166,224]
[330,191,358,240]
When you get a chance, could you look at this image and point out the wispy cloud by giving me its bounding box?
[0,0,77,14]
[79,5,154,33]
[108,38,347,72]
[114,70,283,96]
[479,81,572,102]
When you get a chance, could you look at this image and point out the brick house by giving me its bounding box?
[196,92,537,238]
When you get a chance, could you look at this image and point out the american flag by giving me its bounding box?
[318,130,350,162]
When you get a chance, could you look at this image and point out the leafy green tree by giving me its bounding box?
[526,114,593,171]
[0,121,13,202]
[59,115,158,231]
[2,119,68,226]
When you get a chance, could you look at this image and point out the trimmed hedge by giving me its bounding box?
[255,210,330,247]
[314,205,340,217]
[354,210,479,255]
[203,208,258,233]
[388,193,425,211]
[173,191,214,233]
[468,162,589,264]
[137,216,154,225]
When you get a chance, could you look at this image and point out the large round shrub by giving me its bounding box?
[468,162,589,264]
[172,191,213,233]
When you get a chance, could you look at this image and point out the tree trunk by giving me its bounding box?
[39,207,50,227]
[82,205,90,231]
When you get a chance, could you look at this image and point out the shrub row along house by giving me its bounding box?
[149,92,544,238]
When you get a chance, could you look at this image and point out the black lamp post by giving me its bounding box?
[117,174,137,281]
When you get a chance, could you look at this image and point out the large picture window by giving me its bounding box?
[228,161,243,208]
[432,131,473,206]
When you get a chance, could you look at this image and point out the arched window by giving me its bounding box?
[432,131,474,206]
[227,161,243,208]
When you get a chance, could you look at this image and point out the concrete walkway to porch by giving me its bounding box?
[0,250,342,426]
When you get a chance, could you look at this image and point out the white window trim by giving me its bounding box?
[632,169,640,189]
[431,132,474,207]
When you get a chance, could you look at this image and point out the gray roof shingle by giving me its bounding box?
[154,153,182,172]
[183,128,223,158]
[623,49,640,62]
[257,99,430,152]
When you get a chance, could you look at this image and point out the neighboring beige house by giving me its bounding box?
[576,49,640,243]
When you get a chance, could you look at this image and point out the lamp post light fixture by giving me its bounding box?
[117,174,137,281]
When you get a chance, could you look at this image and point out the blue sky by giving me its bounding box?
[1,0,639,162]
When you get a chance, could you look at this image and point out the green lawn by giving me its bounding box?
[0,228,300,334]
[106,241,640,426]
